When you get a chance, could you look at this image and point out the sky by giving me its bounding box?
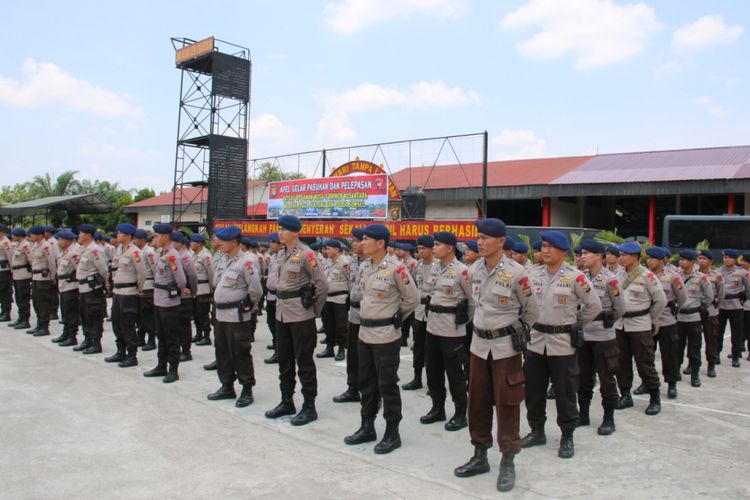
[1,0,749,193]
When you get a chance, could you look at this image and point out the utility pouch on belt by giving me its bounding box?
[168,284,179,298]
[699,306,709,322]
[300,285,315,309]
[602,311,614,329]
[455,299,469,326]
[510,320,529,354]
[392,310,403,329]
[668,300,678,317]
[570,318,584,349]
[740,291,747,304]
[423,296,431,317]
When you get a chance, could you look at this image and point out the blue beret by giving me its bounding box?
[574,245,583,255]
[0,223,6,231]
[310,242,321,250]
[110,231,117,239]
[29,225,45,235]
[464,240,478,253]
[351,228,364,241]
[249,240,259,249]
[723,248,739,259]
[240,236,253,246]
[606,245,620,257]
[152,223,172,235]
[363,223,390,241]
[698,249,713,260]
[532,240,542,251]
[540,230,570,251]
[57,230,77,240]
[434,231,457,246]
[678,249,698,260]
[134,229,148,239]
[170,231,184,243]
[278,215,301,232]
[416,235,434,248]
[645,247,664,259]
[44,225,57,234]
[79,224,96,235]
[116,223,136,236]
[11,227,26,237]
[513,242,529,254]
[475,218,506,237]
[325,239,342,249]
[619,241,642,255]
[190,233,205,243]
[218,226,241,241]
[94,232,106,241]
[503,236,516,250]
[580,239,606,255]
[268,232,280,243]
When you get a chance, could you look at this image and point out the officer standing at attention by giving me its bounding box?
[52,230,81,346]
[462,240,480,266]
[265,215,328,426]
[206,226,263,408]
[605,247,623,275]
[74,224,109,354]
[143,224,187,383]
[716,249,750,367]
[511,241,532,270]
[27,225,57,337]
[108,223,146,368]
[333,228,366,403]
[9,227,33,330]
[532,240,544,267]
[190,233,214,346]
[614,241,667,414]
[318,239,350,361]
[696,249,723,375]
[134,229,157,351]
[264,232,281,364]
[576,239,624,436]
[522,231,601,459]
[402,235,435,391]
[344,224,419,454]
[44,226,60,320]
[454,218,538,493]
[0,224,13,322]
[173,233,198,362]
[203,236,227,372]
[394,242,418,347]
[420,231,474,431]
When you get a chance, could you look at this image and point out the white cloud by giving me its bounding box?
[78,141,161,161]
[323,0,468,35]
[672,14,743,52]
[249,113,298,155]
[500,0,662,68]
[655,61,683,78]
[0,58,144,118]
[695,95,729,118]
[491,129,547,160]
[315,110,358,145]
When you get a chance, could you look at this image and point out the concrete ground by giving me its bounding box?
[1,306,750,500]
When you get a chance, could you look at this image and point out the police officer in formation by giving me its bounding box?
[696,249,723,376]
[53,230,81,347]
[27,225,57,336]
[263,232,281,364]
[716,249,750,367]
[402,235,434,391]
[191,233,213,346]
[0,224,14,322]
[75,224,109,354]
[134,229,157,351]
[318,239,350,360]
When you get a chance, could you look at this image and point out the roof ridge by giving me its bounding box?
[595,144,750,157]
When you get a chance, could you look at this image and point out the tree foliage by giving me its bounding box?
[255,162,306,181]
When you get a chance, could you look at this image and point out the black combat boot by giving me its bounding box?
[401,369,423,390]
[13,320,31,330]
[454,447,490,477]
[333,386,360,403]
[546,384,556,400]
[290,399,317,426]
[682,364,692,375]
[208,384,237,401]
[577,398,591,427]
[265,398,296,419]
[142,335,156,351]
[667,382,677,399]
[179,350,192,362]
[707,362,716,378]
[263,352,278,364]
[105,349,126,363]
[162,365,179,384]
[690,367,701,387]
[196,332,211,346]
[615,391,633,410]
[59,332,78,347]
[0,311,11,322]
[445,407,467,431]
[633,383,646,395]
[51,326,68,343]
[82,340,102,354]
[597,407,616,436]
[520,425,546,448]
[143,364,168,377]
[32,324,51,337]
[420,404,446,424]
[558,430,575,459]
[191,326,202,343]
[334,346,345,361]
[118,348,138,368]
[732,356,740,368]
[374,421,401,454]
[497,453,516,492]
[8,318,20,327]
[344,417,377,445]
[235,385,254,408]
[645,389,661,415]
[316,345,335,358]
[203,360,217,371]
[73,336,92,351]
[26,324,40,335]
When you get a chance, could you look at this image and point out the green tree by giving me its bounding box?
[255,162,306,181]
[134,188,156,202]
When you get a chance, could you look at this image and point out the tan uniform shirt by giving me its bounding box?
[414,259,435,322]
[76,242,109,293]
[358,255,419,344]
[615,265,667,332]
[325,254,350,304]
[347,256,363,324]
[0,236,14,275]
[57,243,81,293]
[113,242,146,296]
[705,269,724,317]
[583,267,625,342]
[656,268,687,327]
[193,248,213,296]
[30,239,57,282]
[677,269,714,323]
[141,245,156,291]
[717,265,750,311]
[11,240,32,280]
[275,242,328,323]
[469,255,539,360]
[529,262,602,356]
[425,257,474,337]
[266,252,279,302]
[213,251,263,322]
[211,250,228,289]
[179,249,198,299]
[153,246,186,308]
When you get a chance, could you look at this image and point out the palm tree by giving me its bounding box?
[28,170,81,198]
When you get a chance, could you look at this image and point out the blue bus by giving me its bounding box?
[662,215,750,254]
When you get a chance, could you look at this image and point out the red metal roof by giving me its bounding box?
[126,187,206,208]
[247,203,267,216]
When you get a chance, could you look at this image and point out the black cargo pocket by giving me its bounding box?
[503,370,525,405]
[605,346,620,372]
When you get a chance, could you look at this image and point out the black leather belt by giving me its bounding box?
[215,300,244,309]
[277,289,302,299]
[360,317,396,328]
[533,323,573,334]
[474,326,513,339]
[114,282,137,289]
[428,304,458,314]
[724,292,742,300]
[622,309,650,318]
[12,264,30,270]
[350,300,361,308]
[32,269,48,274]
[679,306,703,314]
[154,282,177,290]
[328,290,349,297]
[197,279,210,284]
[420,297,430,305]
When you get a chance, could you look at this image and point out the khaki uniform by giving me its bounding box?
[275,242,328,323]
[192,247,214,340]
[716,265,750,359]
[56,242,81,341]
[344,255,364,391]
[153,246,187,371]
[615,266,667,332]
[583,268,625,342]
[10,239,32,323]
[410,258,435,376]
[265,251,279,347]
[30,239,57,327]
[677,269,714,371]
[322,254,350,349]
[426,258,474,337]
[111,242,146,356]
[76,242,109,344]
[0,236,14,317]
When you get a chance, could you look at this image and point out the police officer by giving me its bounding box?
[614,241,667,415]
[27,225,57,336]
[697,249,723,376]
[639,246,686,399]
[318,239,350,360]
[44,226,60,320]
[134,229,157,351]
[606,246,623,274]
[143,224,187,383]
[402,235,435,391]
[333,228,365,403]
[521,231,601,459]
[344,224,419,454]
[577,239,624,436]
[532,240,544,266]
[190,233,213,346]
[264,232,281,364]
[421,231,474,431]
[265,215,328,426]
[108,223,146,367]
[9,227,32,330]
[716,249,750,367]
[454,218,538,493]
[511,241,532,270]
[258,242,271,314]
[0,224,13,322]
[206,226,263,408]
[394,242,418,347]
[74,224,109,354]
[462,240,480,266]
[53,230,81,347]
[676,249,714,388]
[203,236,226,372]
[173,232,197,362]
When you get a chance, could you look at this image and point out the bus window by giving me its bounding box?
[663,216,750,253]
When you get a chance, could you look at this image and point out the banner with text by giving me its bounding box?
[267,175,388,219]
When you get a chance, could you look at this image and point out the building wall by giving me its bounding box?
[133,208,202,230]
[425,200,475,220]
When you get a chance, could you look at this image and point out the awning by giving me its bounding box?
[0,193,115,216]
